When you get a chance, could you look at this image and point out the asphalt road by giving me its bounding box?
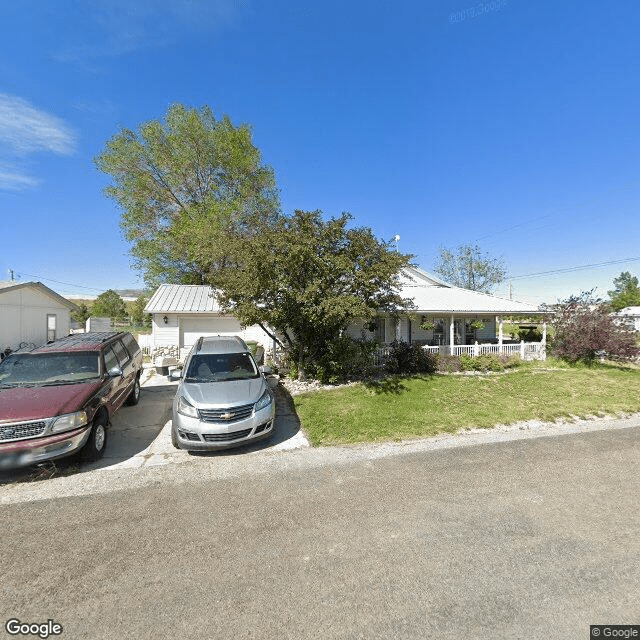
[1,425,639,640]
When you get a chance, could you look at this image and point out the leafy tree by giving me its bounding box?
[71,302,91,325]
[92,290,127,322]
[209,210,413,379]
[95,103,281,287]
[127,295,151,328]
[607,271,640,311]
[543,290,639,365]
[434,243,506,293]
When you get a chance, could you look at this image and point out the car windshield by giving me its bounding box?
[184,352,258,382]
[0,352,101,387]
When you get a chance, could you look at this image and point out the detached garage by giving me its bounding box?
[144,284,274,362]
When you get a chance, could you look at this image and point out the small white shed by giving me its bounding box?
[0,281,77,352]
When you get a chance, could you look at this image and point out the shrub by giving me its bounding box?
[384,341,438,375]
[544,291,640,365]
[435,354,462,373]
[308,335,380,383]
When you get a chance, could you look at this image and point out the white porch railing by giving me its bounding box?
[374,341,546,366]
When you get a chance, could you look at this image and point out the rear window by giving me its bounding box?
[185,352,258,382]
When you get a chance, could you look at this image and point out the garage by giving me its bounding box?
[180,316,243,348]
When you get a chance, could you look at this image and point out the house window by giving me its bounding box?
[374,318,386,342]
[46,314,57,342]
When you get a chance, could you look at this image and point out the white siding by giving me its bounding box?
[151,314,180,347]
[0,285,71,350]
[152,313,274,350]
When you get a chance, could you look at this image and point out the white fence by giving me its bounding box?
[136,333,153,356]
[374,341,546,367]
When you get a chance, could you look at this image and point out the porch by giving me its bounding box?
[367,313,548,364]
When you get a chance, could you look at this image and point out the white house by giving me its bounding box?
[0,281,77,353]
[617,306,640,332]
[347,267,545,358]
[145,267,546,361]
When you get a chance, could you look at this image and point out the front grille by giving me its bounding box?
[199,403,254,423]
[0,421,47,442]
[202,429,252,443]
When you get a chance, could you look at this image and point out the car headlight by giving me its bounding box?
[50,411,88,434]
[177,395,199,418]
[254,389,273,412]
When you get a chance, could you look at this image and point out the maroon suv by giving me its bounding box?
[0,332,143,469]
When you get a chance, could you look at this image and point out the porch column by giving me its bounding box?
[498,316,503,355]
[395,318,401,341]
[449,315,455,355]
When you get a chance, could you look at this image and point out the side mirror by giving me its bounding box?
[169,369,183,381]
[108,366,123,378]
[259,365,272,375]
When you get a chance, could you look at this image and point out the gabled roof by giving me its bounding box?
[399,267,541,315]
[617,306,640,315]
[146,268,541,316]
[0,281,77,311]
[145,284,223,313]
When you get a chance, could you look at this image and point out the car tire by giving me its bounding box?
[171,426,180,450]
[81,415,108,462]
[125,376,141,406]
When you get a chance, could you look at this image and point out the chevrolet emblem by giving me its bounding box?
[220,412,235,420]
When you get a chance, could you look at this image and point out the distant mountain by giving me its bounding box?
[64,289,147,303]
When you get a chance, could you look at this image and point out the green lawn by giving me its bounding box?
[293,360,640,446]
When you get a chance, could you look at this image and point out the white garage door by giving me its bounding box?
[180,316,243,348]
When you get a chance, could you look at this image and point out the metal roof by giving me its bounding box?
[145,285,223,313]
[399,267,541,315]
[145,268,542,316]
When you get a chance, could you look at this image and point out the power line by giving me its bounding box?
[11,272,106,293]
[473,178,640,244]
[509,257,640,281]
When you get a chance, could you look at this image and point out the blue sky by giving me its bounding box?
[1,0,639,305]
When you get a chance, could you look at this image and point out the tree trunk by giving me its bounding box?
[297,345,305,380]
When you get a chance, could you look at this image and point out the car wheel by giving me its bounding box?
[81,415,108,462]
[125,377,141,406]
[171,425,180,450]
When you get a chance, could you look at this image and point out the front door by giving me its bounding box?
[454,320,465,345]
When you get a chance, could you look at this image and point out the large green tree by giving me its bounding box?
[92,290,127,321]
[607,271,640,311]
[434,243,506,293]
[208,210,413,379]
[127,295,151,328]
[95,103,280,287]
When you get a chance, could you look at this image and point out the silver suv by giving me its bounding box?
[170,336,275,450]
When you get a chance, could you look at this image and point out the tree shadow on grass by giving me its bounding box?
[363,376,410,395]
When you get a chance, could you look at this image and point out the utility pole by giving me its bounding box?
[8,269,14,281]
[509,280,513,300]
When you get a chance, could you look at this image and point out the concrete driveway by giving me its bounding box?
[87,367,309,472]
[0,367,309,484]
